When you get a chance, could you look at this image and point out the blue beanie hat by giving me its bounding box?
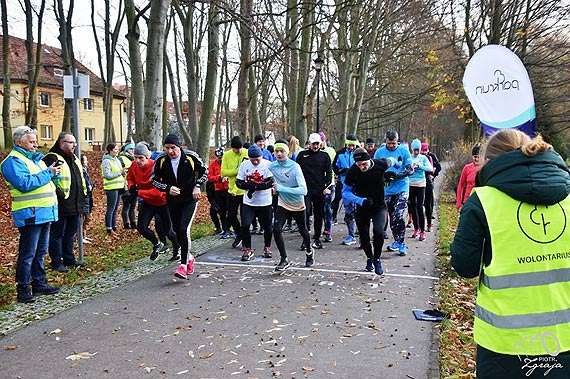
[411,139,421,150]
[124,143,135,151]
[248,144,263,158]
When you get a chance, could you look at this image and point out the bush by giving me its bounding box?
[442,140,483,195]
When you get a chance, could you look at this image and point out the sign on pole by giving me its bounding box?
[463,44,536,136]
[63,74,90,99]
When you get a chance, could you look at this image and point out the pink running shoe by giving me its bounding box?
[174,264,188,279]
[187,256,195,275]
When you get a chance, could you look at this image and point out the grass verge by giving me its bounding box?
[437,191,477,378]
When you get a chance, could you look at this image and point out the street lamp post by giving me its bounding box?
[314,55,324,133]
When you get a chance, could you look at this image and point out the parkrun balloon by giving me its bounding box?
[463,44,536,136]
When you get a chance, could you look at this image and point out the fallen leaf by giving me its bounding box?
[50,328,62,335]
[272,371,282,376]
[176,325,193,330]
[4,346,16,350]
[200,352,214,359]
[302,366,315,371]
[342,333,353,338]
[66,352,98,360]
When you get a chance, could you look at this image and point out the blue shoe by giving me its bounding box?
[398,243,407,256]
[387,241,400,252]
[342,235,357,245]
[365,258,374,272]
[372,259,384,275]
[220,231,232,239]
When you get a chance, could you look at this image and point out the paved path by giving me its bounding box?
[0,171,445,379]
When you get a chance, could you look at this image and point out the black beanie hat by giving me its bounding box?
[254,134,264,143]
[353,147,370,162]
[164,134,181,147]
[231,136,243,149]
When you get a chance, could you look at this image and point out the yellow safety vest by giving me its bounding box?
[475,186,570,355]
[1,150,57,211]
[46,152,86,199]
[101,156,125,191]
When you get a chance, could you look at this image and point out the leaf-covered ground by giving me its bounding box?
[436,192,477,378]
[0,151,212,306]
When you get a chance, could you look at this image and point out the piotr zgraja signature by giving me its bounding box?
[521,357,563,377]
[514,332,564,376]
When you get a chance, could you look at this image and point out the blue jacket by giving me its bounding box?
[1,146,58,227]
[332,147,354,184]
[374,144,413,195]
[268,158,307,204]
[262,148,275,162]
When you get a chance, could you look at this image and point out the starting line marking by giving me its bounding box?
[195,261,439,281]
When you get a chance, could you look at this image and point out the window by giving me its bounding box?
[84,128,95,143]
[39,92,51,107]
[40,125,53,140]
[83,98,94,111]
[54,68,64,77]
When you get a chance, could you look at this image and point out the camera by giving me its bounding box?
[55,160,64,167]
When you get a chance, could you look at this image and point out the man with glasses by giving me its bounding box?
[43,132,87,272]
[374,130,414,256]
[1,126,61,302]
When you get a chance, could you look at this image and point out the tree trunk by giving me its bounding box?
[124,0,145,141]
[1,0,11,146]
[236,0,253,141]
[24,0,45,129]
[143,0,171,149]
[196,1,220,160]
[54,0,76,133]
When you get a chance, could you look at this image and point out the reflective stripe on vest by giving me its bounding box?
[46,152,86,198]
[474,186,570,355]
[102,157,125,190]
[1,150,57,211]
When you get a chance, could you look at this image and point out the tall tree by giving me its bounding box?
[1,0,10,146]
[235,0,253,140]
[195,1,220,159]
[91,0,125,145]
[24,0,46,129]
[124,0,146,142]
[143,0,171,148]
[54,0,76,132]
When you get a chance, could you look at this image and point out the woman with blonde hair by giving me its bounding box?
[451,129,570,378]
[287,135,302,161]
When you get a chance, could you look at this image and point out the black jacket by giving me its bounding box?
[296,148,332,195]
[43,144,84,216]
[151,150,208,204]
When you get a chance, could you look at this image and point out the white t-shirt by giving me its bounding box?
[237,159,274,206]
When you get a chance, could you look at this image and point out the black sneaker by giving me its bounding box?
[305,253,315,267]
[299,242,307,251]
[232,237,242,248]
[32,283,60,296]
[275,258,290,271]
[213,228,223,235]
[311,239,323,249]
[323,233,332,243]
[169,247,181,261]
[150,242,162,261]
[52,265,69,273]
[158,243,169,254]
[17,286,35,303]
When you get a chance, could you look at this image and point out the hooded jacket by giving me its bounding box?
[450,148,570,277]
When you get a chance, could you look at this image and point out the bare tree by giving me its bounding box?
[1,0,10,146]
[24,0,46,129]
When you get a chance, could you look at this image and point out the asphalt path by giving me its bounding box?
[0,171,445,379]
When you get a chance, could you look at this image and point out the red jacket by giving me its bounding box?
[126,159,167,207]
[207,159,229,191]
[456,162,479,210]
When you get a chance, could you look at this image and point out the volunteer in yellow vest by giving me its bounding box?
[1,126,61,303]
[451,129,570,378]
[43,132,87,272]
[101,143,126,235]
[119,143,137,229]
[221,135,248,249]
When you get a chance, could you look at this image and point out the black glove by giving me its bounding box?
[129,185,138,196]
[338,167,348,175]
[361,198,374,208]
[255,176,275,190]
[384,171,397,182]
[247,189,256,199]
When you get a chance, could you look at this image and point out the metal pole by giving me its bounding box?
[72,68,84,263]
[316,70,320,133]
